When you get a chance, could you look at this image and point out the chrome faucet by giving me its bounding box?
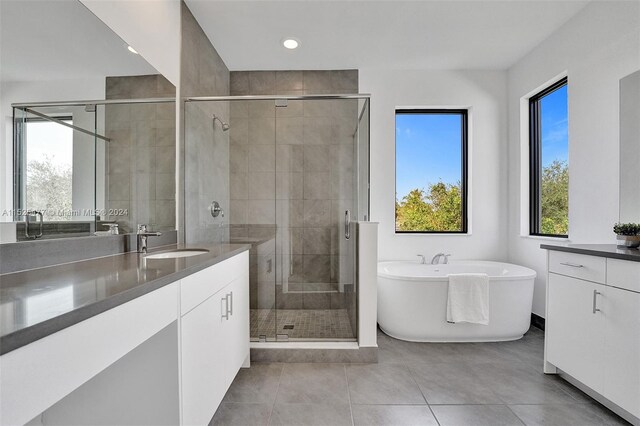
[137,224,162,254]
[417,254,426,264]
[431,253,452,264]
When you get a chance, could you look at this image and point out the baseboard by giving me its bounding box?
[531,313,545,331]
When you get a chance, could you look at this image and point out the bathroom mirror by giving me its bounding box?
[619,69,640,223]
[0,0,176,243]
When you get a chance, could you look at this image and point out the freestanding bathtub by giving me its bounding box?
[377,260,536,342]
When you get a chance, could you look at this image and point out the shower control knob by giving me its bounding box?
[210,201,224,218]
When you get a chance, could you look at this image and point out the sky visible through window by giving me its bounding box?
[540,84,568,167]
[26,120,73,169]
[396,113,462,201]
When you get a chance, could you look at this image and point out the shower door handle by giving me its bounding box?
[345,210,351,240]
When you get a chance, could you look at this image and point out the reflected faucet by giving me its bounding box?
[137,224,162,254]
[431,253,451,264]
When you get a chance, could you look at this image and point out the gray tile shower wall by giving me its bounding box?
[229,70,358,317]
[181,1,231,245]
[104,75,176,234]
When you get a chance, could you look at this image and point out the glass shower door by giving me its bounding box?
[226,99,278,341]
[12,106,103,240]
[274,97,359,340]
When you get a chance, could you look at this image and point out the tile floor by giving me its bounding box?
[250,309,355,340]
[211,326,629,425]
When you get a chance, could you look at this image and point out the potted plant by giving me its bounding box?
[613,222,640,249]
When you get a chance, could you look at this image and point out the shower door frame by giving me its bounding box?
[185,94,370,343]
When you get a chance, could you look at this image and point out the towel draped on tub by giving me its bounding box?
[446,273,490,325]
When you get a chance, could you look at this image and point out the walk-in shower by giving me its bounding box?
[185,94,370,342]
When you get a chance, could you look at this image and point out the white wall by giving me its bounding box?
[79,0,180,86]
[360,69,509,263]
[506,1,640,316]
[0,79,106,220]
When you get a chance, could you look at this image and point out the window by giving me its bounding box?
[395,109,468,233]
[16,116,74,221]
[529,78,569,237]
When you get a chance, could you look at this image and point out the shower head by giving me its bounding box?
[212,114,230,131]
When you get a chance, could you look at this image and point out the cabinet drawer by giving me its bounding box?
[549,251,606,283]
[181,251,249,315]
[606,259,640,293]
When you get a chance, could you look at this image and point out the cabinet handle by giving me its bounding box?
[560,262,584,268]
[592,290,601,314]
[221,295,229,320]
[228,291,233,316]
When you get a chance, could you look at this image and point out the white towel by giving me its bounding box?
[446,273,490,325]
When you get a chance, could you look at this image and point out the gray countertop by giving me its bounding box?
[0,243,250,355]
[540,243,640,262]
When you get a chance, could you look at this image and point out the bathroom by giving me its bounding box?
[0,1,638,425]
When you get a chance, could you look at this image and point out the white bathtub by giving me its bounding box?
[377,260,536,342]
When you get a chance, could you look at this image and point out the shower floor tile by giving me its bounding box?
[250,308,355,340]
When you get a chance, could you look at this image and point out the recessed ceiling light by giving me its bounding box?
[282,38,300,50]
[127,45,139,54]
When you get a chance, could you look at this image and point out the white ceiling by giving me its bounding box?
[185,0,589,71]
[0,0,158,83]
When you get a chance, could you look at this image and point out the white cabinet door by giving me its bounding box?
[181,287,229,426]
[603,286,640,418]
[547,273,605,393]
[225,274,250,380]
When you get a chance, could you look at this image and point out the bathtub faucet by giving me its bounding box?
[431,253,451,264]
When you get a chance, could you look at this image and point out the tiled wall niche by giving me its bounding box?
[104,74,176,233]
[228,70,359,327]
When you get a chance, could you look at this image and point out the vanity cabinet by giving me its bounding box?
[547,273,606,392]
[180,252,249,426]
[545,250,640,421]
[602,276,640,417]
[0,249,250,426]
[0,283,180,426]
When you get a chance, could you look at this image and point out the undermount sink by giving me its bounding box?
[145,249,209,259]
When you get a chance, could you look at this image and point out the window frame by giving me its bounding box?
[394,108,469,234]
[13,114,74,217]
[528,77,568,238]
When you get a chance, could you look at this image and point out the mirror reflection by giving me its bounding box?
[0,0,176,242]
[619,69,640,223]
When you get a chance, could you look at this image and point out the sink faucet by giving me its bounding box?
[431,253,452,264]
[417,254,426,264]
[137,224,162,254]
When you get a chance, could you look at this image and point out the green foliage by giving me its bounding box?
[395,160,569,235]
[26,156,72,221]
[540,160,569,235]
[613,222,640,236]
[396,181,462,232]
